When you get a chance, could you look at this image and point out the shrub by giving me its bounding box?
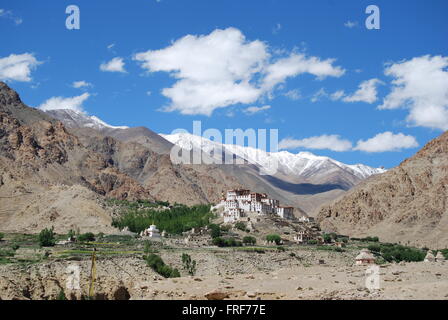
[368,243,381,253]
[277,246,286,252]
[212,237,225,247]
[0,249,14,257]
[56,290,67,300]
[234,222,247,232]
[67,229,76,239]
[77,232,95,242]
[266,234,282,245]
[144,241,152,254]
[307,239,318,245]
[323,233,338,243]
[220,224,231,232]
[242,236,256,245]
[323,234,332,243]
[212,237,242,247]
[39,227,56,247]
[209,224,221,239]
[0,233,4,241]
[378,244,425,263]
[145,253,180,278]
[440,249,448,259]
[181,253,197,276]
[338,236,349,243]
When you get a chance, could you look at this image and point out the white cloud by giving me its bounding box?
[279,132,418,153]
[379,55,448,130]
[284,89,301,100]
[262,53,345,90]
[279,135,353,152]
[100,57,126,73]
[342,78,382,103]
[344,21,358,28]
[310,88,328,102]
[134,27,345,116]
[330,90,345,101]
[38,93,90,112]
[72,80,92,89]
[354,132,418,152]
[0,9,22,25]
[0,53,40,82]
[243,105,271,115]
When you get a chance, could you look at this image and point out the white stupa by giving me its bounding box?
[140,225,161,238]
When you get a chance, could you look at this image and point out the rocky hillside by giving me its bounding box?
[317,131,448,248]
[0,83,156,233]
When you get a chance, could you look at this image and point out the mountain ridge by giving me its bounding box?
[317,130,448,248]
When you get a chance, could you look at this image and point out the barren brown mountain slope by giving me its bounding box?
[317,131,448,248]
[0,82,154,233]
[69,127,243,205]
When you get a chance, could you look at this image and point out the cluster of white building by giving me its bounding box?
[221,189,294,223]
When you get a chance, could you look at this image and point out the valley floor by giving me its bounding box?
[0,236,446,300]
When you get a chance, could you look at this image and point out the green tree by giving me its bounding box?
[77,232,95,242]
[322,233,332,243]
[0,233,4,241]
[212,237,225,247]
[266,234,282,245]
[181,253,197,276]
[242,236,256,245]
[209,224,221,239]
[39,227,56,247]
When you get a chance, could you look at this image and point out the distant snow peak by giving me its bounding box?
[161,132,386,179]
[45,109,129,130]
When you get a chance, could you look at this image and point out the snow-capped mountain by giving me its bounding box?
[45,109,129,130]
[161,132,386,183]
[41,107,387,214]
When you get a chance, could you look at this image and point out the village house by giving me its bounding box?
[294,230,311,244]
[221,188,294,222]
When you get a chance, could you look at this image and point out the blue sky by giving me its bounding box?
[1,0,447,168]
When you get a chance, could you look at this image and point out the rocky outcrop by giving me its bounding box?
[0,257,152,300]
[317,131,448,248]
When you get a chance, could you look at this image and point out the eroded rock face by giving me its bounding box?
[0,257,149,300]
[317,131,448,248]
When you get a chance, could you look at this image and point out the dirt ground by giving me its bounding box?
[1,242,447,300]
